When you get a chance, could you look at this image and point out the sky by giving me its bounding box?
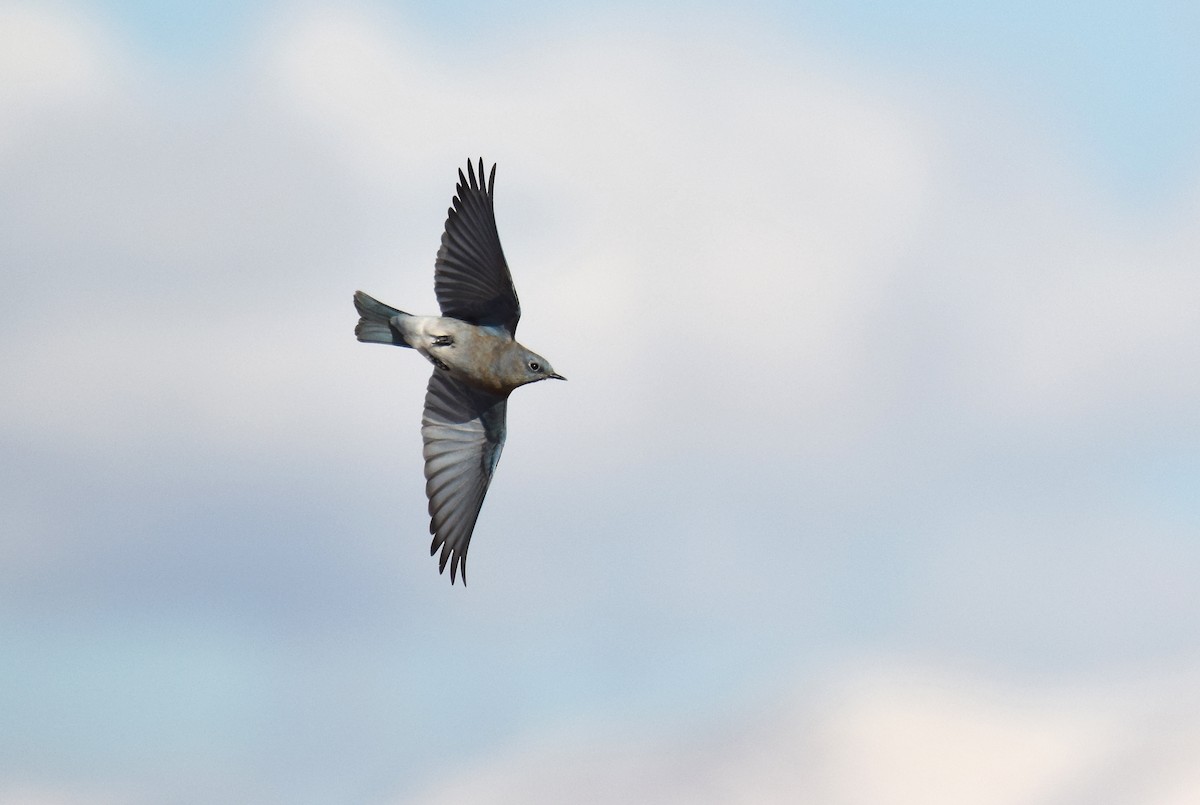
[2,1,1199,803]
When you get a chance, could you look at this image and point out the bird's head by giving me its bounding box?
[505,345,565,388]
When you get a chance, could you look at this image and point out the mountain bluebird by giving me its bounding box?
[354,159,563,584]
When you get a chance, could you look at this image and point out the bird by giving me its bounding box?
[354,159,564,585]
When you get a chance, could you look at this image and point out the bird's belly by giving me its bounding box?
[400,317,509,393]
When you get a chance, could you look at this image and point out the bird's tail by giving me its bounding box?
[354,291,412,347]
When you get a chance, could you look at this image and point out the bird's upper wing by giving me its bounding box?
[434,159,521,335]
[422,370,508,585]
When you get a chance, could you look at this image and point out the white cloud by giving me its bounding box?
[0,5,116,148]
[931,204,1200,429]
[407,659,1200,805]
[13,3,1196,469]
[260,4,1200,477]
[3,4,946,466]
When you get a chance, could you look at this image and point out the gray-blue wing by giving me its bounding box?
[434,159,521,335]
[422,370,507,585]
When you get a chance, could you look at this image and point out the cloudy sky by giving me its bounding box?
[2,1,1199,803]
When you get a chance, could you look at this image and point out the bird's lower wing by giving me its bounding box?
[421,371,507,584]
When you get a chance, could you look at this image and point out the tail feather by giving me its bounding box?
[354,291,411,347]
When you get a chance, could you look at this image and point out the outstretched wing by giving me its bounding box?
[434,158,521,335]
[421,370,508,584]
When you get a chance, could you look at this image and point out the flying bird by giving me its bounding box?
[354,159,564,584]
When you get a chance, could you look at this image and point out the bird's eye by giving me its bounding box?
[528,361,541,372]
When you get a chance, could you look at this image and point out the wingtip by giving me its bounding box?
[452,158,497,199]
[432,536,468,585]
[433,557,467,586]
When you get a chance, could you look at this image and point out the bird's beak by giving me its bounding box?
[548,372,566,381]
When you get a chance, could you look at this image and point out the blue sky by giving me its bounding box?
[3,2,1199,803]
